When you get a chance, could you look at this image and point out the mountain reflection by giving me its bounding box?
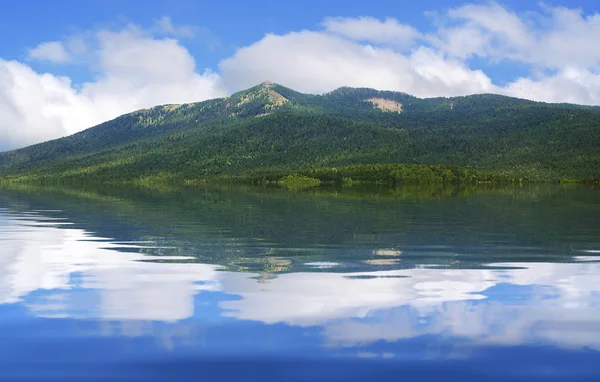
[0,184,599,352]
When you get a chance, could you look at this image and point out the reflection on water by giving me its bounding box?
[0,184,600,380]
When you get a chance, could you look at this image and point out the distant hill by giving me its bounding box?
[1,81,599,185]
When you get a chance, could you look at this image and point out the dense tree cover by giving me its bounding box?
[0,82,599,185]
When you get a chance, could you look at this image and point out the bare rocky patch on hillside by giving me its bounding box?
[366,98,402,113]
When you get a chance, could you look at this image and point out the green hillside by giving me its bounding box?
[1,81,599,186]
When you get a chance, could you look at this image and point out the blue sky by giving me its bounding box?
[4,0,598,82]
[1,0,599,150]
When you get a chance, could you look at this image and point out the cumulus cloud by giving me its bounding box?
[86,25,223,104]
[504,67,600,105]
[2,3,600,151]
[28,41,71,63]
[0,60,83,150]
[222,4,600,104]
[430,3,600,104]
[431,3,531,61]
[434,3,600,69]
[0,22,225,151]
[220,31,493,96]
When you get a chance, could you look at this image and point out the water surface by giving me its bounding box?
[1,184,599,381]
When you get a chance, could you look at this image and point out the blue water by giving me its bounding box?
[0,184,599,381]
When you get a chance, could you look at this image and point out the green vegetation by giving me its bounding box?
[241,164,519,187]
[1,81,599,186]
[277,175,321,189]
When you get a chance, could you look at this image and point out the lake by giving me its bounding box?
[0,184,599,381]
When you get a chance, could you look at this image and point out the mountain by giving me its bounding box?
[1,81,599,185]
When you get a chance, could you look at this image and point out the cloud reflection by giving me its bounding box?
[0,213,221,321]
[1,209,600,351]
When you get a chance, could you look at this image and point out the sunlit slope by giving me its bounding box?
[1,81,599,183]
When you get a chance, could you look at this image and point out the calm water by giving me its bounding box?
[1,184,599,381]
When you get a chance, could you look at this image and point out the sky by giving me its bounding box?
[0,0,599,150]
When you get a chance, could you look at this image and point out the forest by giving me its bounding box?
[1,82,599,187]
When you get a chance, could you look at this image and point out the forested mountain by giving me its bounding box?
[1,81,599,185]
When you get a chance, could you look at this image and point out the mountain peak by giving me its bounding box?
[216,81,289,119]
[232,81,281,97]
[260,80,275,88]
[2,80,600,184]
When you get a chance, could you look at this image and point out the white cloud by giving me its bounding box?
[3,4,600,150]
[0,60,83,150]
[435,3,600,69]
[220,31,494,96]
[438,3,531,60]
[503,67,600,105]
[0,22,225,151]
[28,41,71,63]
[323,16,420,47]
[221,4,600,105]
[86,25,223,103]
